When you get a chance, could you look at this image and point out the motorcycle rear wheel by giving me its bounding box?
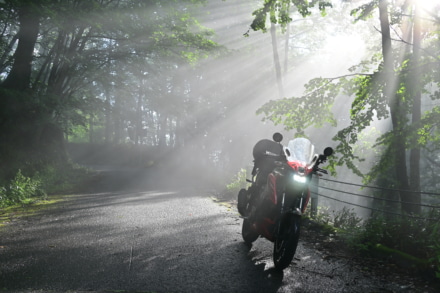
[242,218,259,244]
[273,215,301,270]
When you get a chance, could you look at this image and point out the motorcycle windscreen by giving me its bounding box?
[285,137,315,165]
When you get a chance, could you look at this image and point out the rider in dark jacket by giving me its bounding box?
[237,136,285,217]
[251,138,283,187]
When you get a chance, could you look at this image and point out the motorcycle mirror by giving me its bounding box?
[323,147,333,157]
[273,132,283,143]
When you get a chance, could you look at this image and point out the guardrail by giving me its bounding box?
[311,178,440,221]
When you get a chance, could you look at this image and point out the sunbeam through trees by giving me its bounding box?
[1,0,440,284]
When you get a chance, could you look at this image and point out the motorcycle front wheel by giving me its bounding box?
[273,214,301,270]
[242,218,259,244]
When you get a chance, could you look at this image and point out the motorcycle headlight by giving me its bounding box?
[293,174,307,183]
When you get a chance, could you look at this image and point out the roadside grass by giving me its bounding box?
[0,163,98,228]
[210,196,234,210]
[0,194,73,228]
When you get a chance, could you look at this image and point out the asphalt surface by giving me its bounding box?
[0,167,438,292]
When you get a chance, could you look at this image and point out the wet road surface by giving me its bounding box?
[0,168,437,292]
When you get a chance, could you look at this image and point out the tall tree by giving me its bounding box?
[270,22,284,97]
[408,0,422,214]
[378,0,413,213]
[1,2,39,90]
[248,0,332,99]
[253,0,440,214]
[0,0,219,180]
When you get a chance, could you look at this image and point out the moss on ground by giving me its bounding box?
[0,194,72,228]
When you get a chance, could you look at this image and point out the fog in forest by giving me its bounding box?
[64,0,418,217]
[138,1,374,212]
[2,0,439,219]
[2,2,440,287]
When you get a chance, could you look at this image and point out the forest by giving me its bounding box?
[0,0,439,280]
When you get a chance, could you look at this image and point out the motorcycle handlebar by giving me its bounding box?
[315,167,328,175]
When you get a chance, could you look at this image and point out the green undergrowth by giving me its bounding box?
[0,162,96,227]
[0,169,46,208]
[0,162,94,209]
[307,206,440,281]
[224,168,249,199]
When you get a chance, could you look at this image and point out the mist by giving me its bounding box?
[67,0,380,211]
[1,0,437,219]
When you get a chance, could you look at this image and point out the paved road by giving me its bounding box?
[0,168,437,292]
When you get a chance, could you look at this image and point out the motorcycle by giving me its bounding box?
[237,132,333,270]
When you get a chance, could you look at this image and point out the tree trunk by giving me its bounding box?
[158,112,168,148]
[0,4,69,165]
[113,99,122,144]
[89,115,94,143]
[284,18,290,76]
[175,117,184,148]
[409,2,422,214]
[1,5,39,90]
[270,22,284,98]
[378,0,413,214]
[135,91,143,145]
[169,117,175,147]
[47,27,86,98]
[104,91,112,144]
[0,34,18,73]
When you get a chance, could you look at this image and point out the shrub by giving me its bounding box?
[307,205,332,224]
[0,170,46,207]
[337,210,440,280]
[333,206,363,230]
[226,168,249,195]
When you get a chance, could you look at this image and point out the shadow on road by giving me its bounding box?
[0,188,284,293]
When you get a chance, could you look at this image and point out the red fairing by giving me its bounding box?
[287,161,303,171]
[267,173,277,205]
[287,161,314,175]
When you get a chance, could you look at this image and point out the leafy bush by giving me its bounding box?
[0,163,91,208]
[226,168,249,195]
[370,215,437,258]
[0,170,46,207]
[307,205,332,224]
[333,207,363,230]
[336,209,440,280]
[307,206,362,230]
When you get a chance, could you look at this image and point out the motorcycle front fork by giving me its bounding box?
[279,193,303,216]
[276,193,302,239]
